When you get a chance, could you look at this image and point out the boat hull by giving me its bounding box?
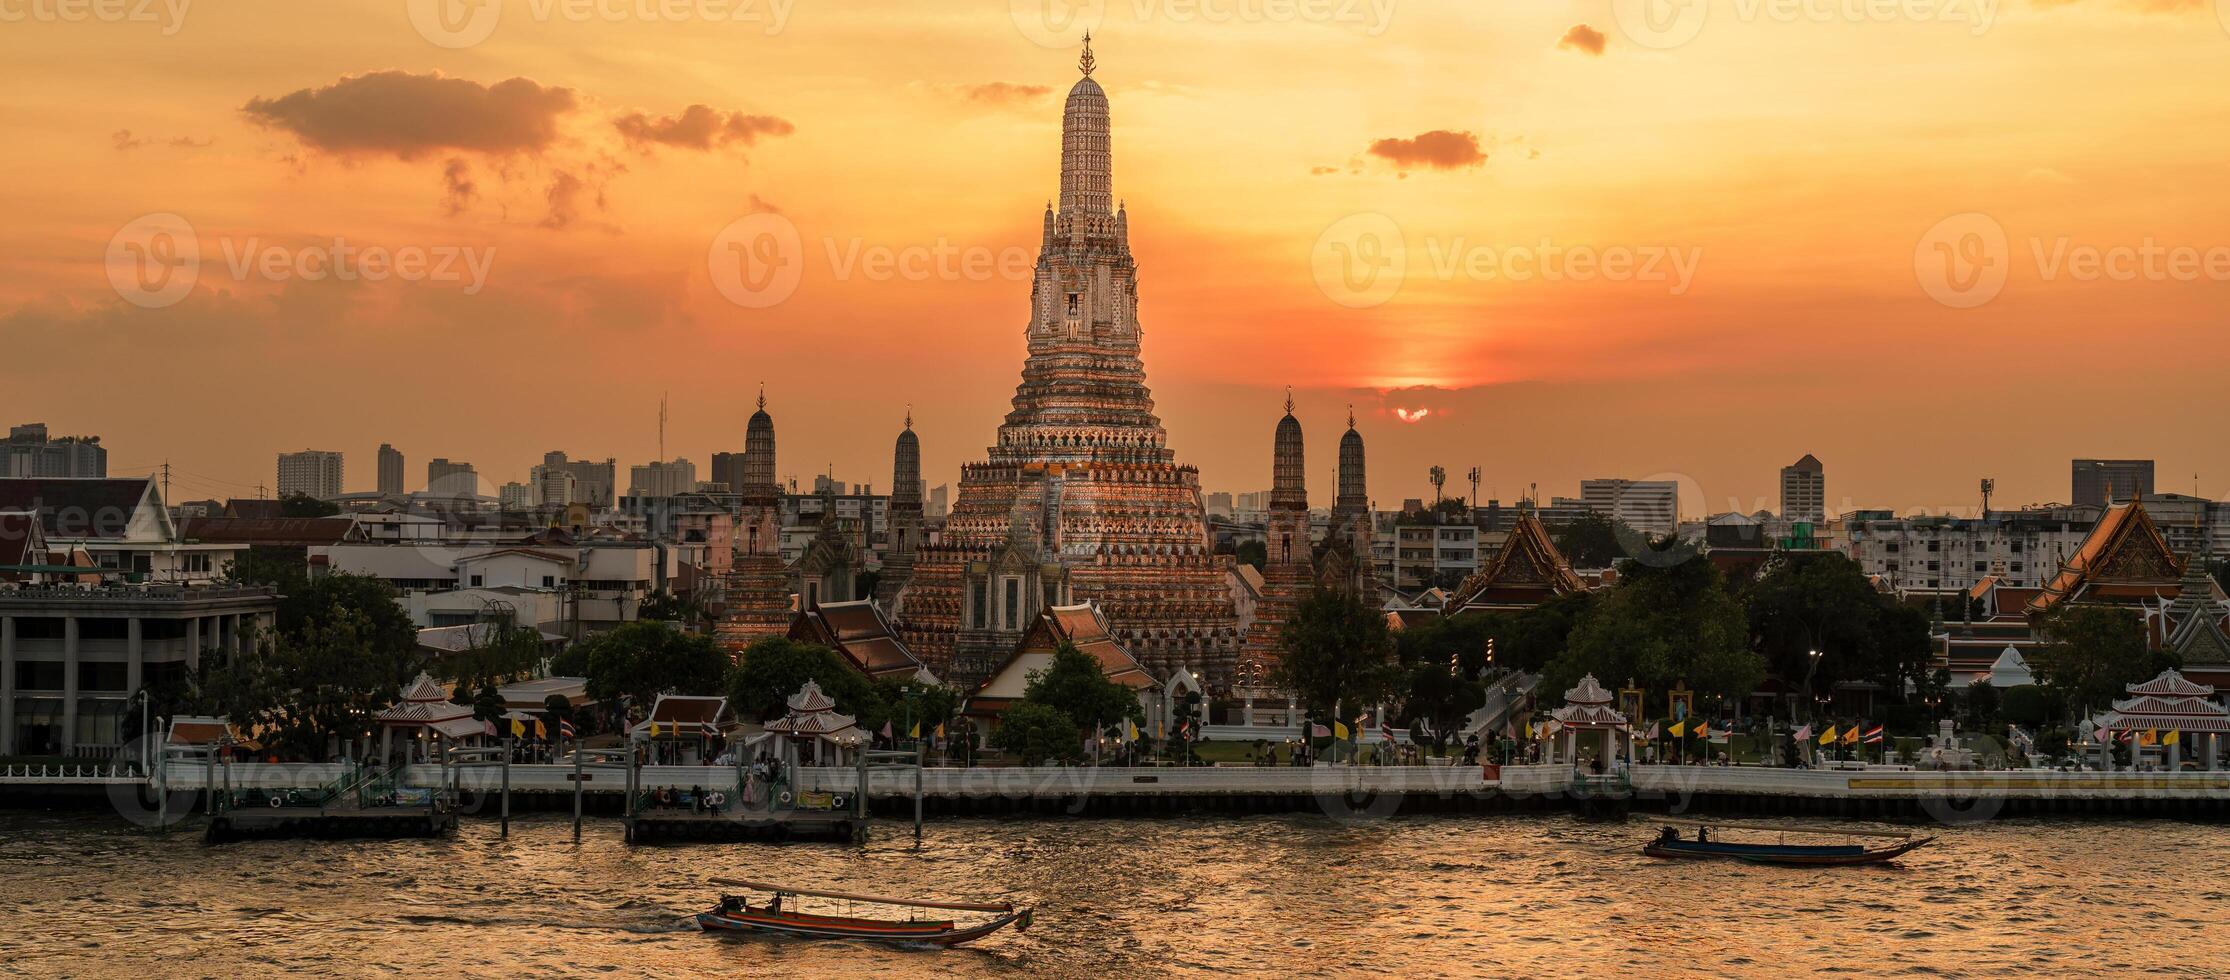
[1643,837,1933,866]
[695,908,1029,946]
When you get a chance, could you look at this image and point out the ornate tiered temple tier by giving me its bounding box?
[895,37,1241,690]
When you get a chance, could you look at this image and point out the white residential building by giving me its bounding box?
[277,450,344,499]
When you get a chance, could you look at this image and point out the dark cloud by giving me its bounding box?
[241,71,576,159]
[1559,24,1607,55]
[961,82,1052,106]
[612,105,793,152]
[1366,131,1487,171]
[441,158,477,216]
[113,129,211,150]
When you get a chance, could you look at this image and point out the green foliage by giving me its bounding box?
[2030,605,2168,717]
[1392,613,1493,730]
[438,621,544,687]
[1744,552,1935,698]
[1997,684,2057,728]
[279,493,340,518]
[1022,641,1144,732]
[1498,591,1595,673]
[1546,557,1762,709]
[579,621,728,707]
[1552,512,1630,568]
[724,636,876,721]
[990,702,1079,765]
[223,545,311,594]
[1234,539,1267,571]
[1272,587,1402,718]
[215,608,424,759]
[1961,678,2000,729]
[274,573,419,660]
[870,677,957,739]
[637,589,709,629]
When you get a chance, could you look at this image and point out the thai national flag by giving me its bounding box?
[1861,724,1885,744]
[558,718,576,739]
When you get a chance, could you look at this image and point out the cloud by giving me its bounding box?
[112,129,211,150]
[1309,165,1341,175]
[1559,24,1607,55]
[1366,130,1487,171]
[960,82,1052,106]
[441,158,477,216]
[613,105,793,152]
[241,71,576,159]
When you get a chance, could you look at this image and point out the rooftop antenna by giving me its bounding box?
[1979,478,1994,518]
[658,391,669,463]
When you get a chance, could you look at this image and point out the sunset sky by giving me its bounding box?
[3,1,2228,516]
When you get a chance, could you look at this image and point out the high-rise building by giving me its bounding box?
[377,443,405,495]
[927,484,949,521]
[628,458,697,498]
[497,482,535,509]
[2,423,106,478]
[427,458,478,497]
[2072,459,2154,508]
[276,450,344,499]
[1580,478,1678,537]
[893,40,1242,689]
[532,452,616,508]
[1780,453,1825,525]
[710,451,747,495]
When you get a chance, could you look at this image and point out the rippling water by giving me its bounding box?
[2,810,2227,978]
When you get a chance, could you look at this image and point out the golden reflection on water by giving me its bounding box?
[2,811,2227,978]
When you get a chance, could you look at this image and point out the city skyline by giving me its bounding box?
[6,5,2230,516]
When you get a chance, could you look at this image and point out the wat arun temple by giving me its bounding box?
[892,38,1246,690]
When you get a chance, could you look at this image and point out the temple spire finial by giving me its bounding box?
[1079,31,1095,77]
[1284,385,1294,415]
[1348,403,1356,429]
[757,382,766,412]
[905,404,913,430]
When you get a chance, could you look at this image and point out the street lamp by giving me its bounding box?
[1802,649,1824,721]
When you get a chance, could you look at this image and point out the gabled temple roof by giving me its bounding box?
[1445,513,1585,614]
[2028,501,2181,615]
[968,603,1157,711]
[790,599,936,683]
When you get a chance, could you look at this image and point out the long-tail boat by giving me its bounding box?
[697,878,1032,946]
[1640,819,1935,866]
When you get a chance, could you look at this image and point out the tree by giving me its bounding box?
[1272,587,1401,719]
[217,608,423,759]
[579,621,728,708]
[273,573,419,662]
[990,702,1079,765]
[1021,641,1144,737]
[1498,592,1595,673]
[1746,552,1882,690]
[279,493,340,518]
[440,620,543,687]
[1553,512,1630,568]
[1392,612,1494,731]
[2029,605,2167,718]
[1546,556,1763,709]
[1234,539,1267,572]
[724,636,878,722]
[637,589,709,630]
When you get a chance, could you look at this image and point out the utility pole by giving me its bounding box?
[1467,467,1480,513]
[1429,466,1446,511]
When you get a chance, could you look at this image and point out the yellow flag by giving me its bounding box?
[1842,725,1861,745]
[1124,719,1138,741]
[1333,720,1351,740]
[650,721,662,738]
[934,723,946,740]
[1669,720,1687,738]
[2142,729,2158,746]
[1694,721,1710,739]
[534,719,547,740]
[909,720,921,739]
[2164,730,2181,746]
[509,717,526,738]
[1818,725,1838,745]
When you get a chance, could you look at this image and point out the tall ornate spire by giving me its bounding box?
[1059,34,1112,218]
[1079,31,1095,77]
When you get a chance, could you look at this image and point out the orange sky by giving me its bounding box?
[3,1,2228,516]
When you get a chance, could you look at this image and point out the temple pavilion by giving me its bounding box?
[1540,674,1635,768]
[760,679,861,767]
[2089,668,2230,770]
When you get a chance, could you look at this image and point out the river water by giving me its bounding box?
[1,810,2225,978]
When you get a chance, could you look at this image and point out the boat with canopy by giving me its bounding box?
[1640,818,1934,866]
[697,878,1032,945]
